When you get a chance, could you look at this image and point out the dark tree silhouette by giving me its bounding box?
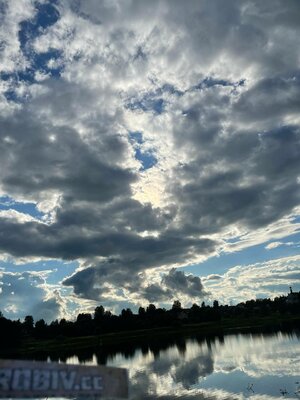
[172,300,182,310]
[24,315,34,334]
[35,319,47,339]
[94,305,105,321]
[213,300,219,308]
[0,290,299,349]
[76,313,93,336]
[138,306,146,316]
[146,304,156,315]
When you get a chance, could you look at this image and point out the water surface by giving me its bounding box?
[62,331,300,399]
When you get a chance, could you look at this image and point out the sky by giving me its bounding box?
[0,0,300,322]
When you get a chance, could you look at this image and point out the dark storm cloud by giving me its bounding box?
[169,122,300,234]
[55,197,172,233]
[0,107,135,202]
[141,269,208,303]
[62,267,103,300]
[234,74,300,122]
[0,215,216,260]
[62,237,215,300]
[142,283,172,303]
[162,269,207,297]
[165,31,300,239]
[94,265,206,305]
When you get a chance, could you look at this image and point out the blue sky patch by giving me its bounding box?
[2,89,21,103]
[16,1,62,82]
[2,49,63,103]
[0,195,45,220]
[129,131,143,145]
[2,1,62,102]
[18,1,59,49]
[182,231,300,278]
[125,83,184,114]
[194,77,245,91]
[129,132,157,170]
[135,148,157,170]
[160,83,184,96]
[127,97,165,114]
[1,259,79,285]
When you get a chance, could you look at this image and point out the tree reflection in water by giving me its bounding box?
[45,331,300,399]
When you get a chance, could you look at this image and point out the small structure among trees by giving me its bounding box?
[286,287,300,304]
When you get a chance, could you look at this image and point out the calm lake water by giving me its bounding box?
[59,331,300,399]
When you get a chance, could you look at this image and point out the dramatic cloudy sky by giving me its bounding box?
[0,0,300,321]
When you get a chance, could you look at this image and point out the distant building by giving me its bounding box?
[286,287,300,305]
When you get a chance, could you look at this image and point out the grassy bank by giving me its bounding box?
[5,313,298,358]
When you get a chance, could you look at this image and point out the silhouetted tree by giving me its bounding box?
[121,308,133,318]
[0,316,22,347]
[138,306,146,317]
[1,290,299,346]
[77,313,92,323]
[190,303,201,322]
[24,315,34,335]
[172,300,182,310]
[35,319,46,329]
[76,313,93,336]
[35,319,47,339]
[94,305,105,321]
[213,300,219,308]
[146,304,156,315]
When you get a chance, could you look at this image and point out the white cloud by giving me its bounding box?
[0,269,68,322]
[204,255,300,304]
[0,0,35,73]
[0,0,300,315]
[265,240,300,250]
[265,242,284,250]
[0,209,40,223]
[89,331,300,399]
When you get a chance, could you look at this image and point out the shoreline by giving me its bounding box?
[2,314,299,359]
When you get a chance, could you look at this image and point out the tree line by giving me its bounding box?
[1,292,299,346]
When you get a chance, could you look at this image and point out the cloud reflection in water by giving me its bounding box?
[62,331,300,399]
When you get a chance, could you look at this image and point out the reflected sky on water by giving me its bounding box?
[61,331,300,399]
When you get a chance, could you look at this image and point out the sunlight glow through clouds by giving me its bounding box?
[0,0,300,319]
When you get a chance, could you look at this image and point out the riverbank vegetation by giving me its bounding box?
[1,291,299,357]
